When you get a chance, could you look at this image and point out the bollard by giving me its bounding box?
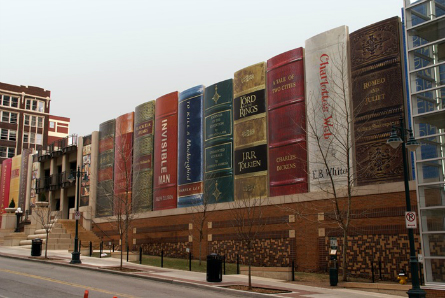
[379,260,382,280]
[89,241,92,257]
[161,250,164,268]
[189,251,192,271]
[223,255,226,275]
[140,247,143,264]
[127,246,129,262]
[292,261,295,281]
[100,242,103,258]
[113,243,115,252]
[236,254,240,274]
[372,261,375,283]
[84,290,89,298]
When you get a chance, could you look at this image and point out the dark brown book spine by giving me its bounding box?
[350,17,406,185]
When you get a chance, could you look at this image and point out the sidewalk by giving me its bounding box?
[0,245,407,298]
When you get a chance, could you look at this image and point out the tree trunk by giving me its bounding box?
[45,231,49,258]
[199,240,202,266]
[248,242,252,290]
[120,234,123,269]
[342,229,348,281]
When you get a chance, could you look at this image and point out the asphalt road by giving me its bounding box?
[0,256,241,298]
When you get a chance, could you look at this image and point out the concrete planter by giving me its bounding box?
[35,202,49,208]
[5,208,17,213]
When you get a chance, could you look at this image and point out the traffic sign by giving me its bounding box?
[75,211,81,220]
[405,211,417,229]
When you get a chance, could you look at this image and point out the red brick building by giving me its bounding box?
[0,82,51,162]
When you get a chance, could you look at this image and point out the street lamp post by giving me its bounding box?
[387,117,425,298]
[69,166,87,264]
[14,207,23,233]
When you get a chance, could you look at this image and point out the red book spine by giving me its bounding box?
[0,159,12,227]
[153,92,178,210]
[267,48,308,196]
[114,112,134,215]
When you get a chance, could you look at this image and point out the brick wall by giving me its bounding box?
[92,189,421,279]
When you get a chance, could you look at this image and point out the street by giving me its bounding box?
[0,256,241,298]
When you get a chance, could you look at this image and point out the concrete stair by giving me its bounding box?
[3,232,28,246]
[58,219,102,251]
[0,228,14,245]
[18,219,72,250]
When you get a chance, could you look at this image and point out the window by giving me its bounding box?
[0,128,17,142]
[2,96,10,106]
[0,129,17,141]
[37,117,43,128]
[23,133,29,143]
[1,111,18,124]
[36,133,42,145]
[38,101,44,112]
[32,100,37,111]
[49,121,55,128]
[30,133,35,144]
[24,115,30,126]
[31,116,36,127]
[1,95,19,108]
[0,146,15,158]
[11,97,18,108]
[2,112,9,122]
[26,99,31,110]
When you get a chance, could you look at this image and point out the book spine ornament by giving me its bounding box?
[204,79,234,204]
[133,101,155,212]
[350,17,406,185]
[177,85,205,208]
[153,92,179,210]
[267,48,308,197]
[114,112,134,215]
[96,119,115,217]
[233,62,268,200]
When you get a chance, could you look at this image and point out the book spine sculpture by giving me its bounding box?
[133,101,155,212]
[114,112,134,215]
[350,17,406,185]
[153,92,179,210]
[304,25,352,191]
[204,79,234,204]
[233,62,268,200]
[97,119,115,217]
[267,48,308,196]
[177,85,205,208]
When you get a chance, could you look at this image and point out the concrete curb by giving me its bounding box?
[0,253,272,297]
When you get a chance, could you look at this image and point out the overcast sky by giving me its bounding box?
[0,0,403,136]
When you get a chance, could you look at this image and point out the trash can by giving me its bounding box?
[329,268,338,286]
[31,238,43,256]
[207,253,222,282]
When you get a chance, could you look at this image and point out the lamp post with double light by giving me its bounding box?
[68,166,88,264]
[387,116,425,298]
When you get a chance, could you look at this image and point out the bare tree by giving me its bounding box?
[95,116,141,269]
[229,193,268,290]
[304,39,371,281]
[33,204,60,259]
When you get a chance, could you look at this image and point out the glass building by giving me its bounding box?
[404,0,445,285]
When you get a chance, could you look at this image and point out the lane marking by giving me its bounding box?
[0,268,137,298]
